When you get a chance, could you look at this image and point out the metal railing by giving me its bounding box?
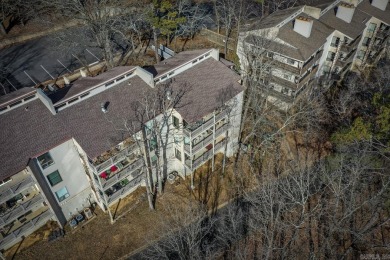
[95,143,138,173]
[101,158,144,190]
[0,194,45,227]
[0,210,53,250]
[106,174,143,204]
[0,176,35,205]
[184,110,227,138]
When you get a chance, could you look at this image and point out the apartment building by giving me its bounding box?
[237,0,390,109]
[0,49,244,250]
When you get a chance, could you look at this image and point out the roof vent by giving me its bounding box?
[293,16,313,38]
[371,0,388,11]
[336,2,355,23]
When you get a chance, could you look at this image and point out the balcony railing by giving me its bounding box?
[262,57,300,75]
[184,143,190,153]
[193,133,214,154]
[215,124,228,138]
[184,110,227,138]
[0,210,53,250]
[0,194,45,227]
[340,35,362,53]
[376,29,390,39]
[336,48,357,68]
[269,75,297,89]
[100,158,144,190]
[0,176,35,205]
[302,50,323,73]
[106,173,143,204]
[193,149,214,169]
[94,144,139,172]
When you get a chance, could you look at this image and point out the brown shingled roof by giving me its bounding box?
[172,58,244,123]
[319,5,371,39]
[50,66,135,104]
[278,13,334,60]
[243,6,303,32]
[0,51,244,180]
[358,0,390,24]
[0,88,36,107]
[0,100,71,179]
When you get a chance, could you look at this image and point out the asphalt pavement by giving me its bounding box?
[0,27,102,95]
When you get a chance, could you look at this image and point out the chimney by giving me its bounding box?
[293,16,313,38]
[371,0,388,11]
[336,2,355,23]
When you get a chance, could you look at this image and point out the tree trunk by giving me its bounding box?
[153,28,160,62]
[142,127,155,210]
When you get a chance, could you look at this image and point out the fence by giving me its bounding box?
[200,29,236,51]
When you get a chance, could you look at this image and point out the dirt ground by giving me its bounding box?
[4,154,242,260]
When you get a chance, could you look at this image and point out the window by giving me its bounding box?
[330,36,340,47]
[322,65,331,73]
[145,121,154,135]
[173,116,180,129]
[367,22,377,32]
[357,50,366,60]
[326,51,336,61]
[47,170,62,186]
[362,37,371,47]
[38,152,54,169]
[151,155,158,167]
[55,187,69,202]
[149,138,157,151]
[175,149,182,161]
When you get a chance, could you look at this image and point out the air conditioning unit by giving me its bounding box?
[84,208,93,219]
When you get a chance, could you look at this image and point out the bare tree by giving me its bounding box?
[43,0,145,68]
[142,200,217,260]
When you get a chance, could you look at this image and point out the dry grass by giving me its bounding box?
[5,154,244,260]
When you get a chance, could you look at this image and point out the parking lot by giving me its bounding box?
[0,27,102,95]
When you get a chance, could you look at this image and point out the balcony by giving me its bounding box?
[0,176,35,205]
[105,173,143,204]
[301,50,323,73]
[100,157,144,190]
[340,35,361,53]
[0,193,45,228]
[269,75,297,89]
[376,29,389,39]
[335,49,357,68]
[184,110,227,138]
[193,149,214,169]
[94,143,139,173]
[0,208,53,250]
[262,57,300,75]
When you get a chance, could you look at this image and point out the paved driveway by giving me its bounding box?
[0,27,102,95]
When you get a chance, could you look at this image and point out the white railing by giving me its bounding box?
[0,194,44,227]
[94,143,138,173]
[106,174,144,204]
[101,158,144,190]
[0,210,53,250]
[0,176,35,205]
